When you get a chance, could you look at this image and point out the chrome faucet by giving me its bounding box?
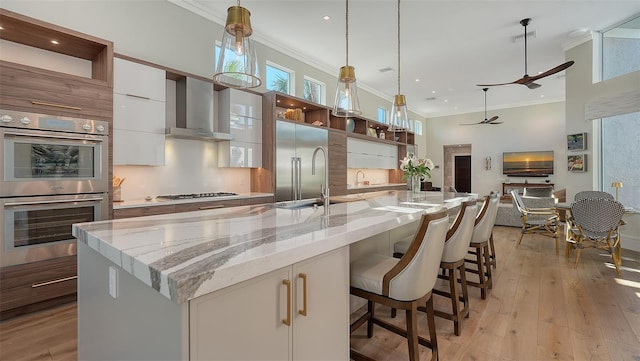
[312,146,329,209]
[355,170,365,186]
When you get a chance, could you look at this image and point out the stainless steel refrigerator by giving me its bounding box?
[276,120,328,202]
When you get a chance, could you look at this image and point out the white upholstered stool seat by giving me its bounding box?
[350,254,398,295]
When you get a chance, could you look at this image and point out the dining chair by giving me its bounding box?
[393,200,478,336]
[350,209,449,361]
[510,190,559,255]
[574,190,614,201]
[567,197,625,274]
[465,192,499,300]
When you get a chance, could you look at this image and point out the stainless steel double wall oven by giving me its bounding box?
[0,109,109,267]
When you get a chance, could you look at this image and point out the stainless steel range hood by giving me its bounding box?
[165,77,233,141]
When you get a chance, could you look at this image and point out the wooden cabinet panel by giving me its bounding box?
[0,60,112,120]
[113,196,273,219]
[0,256,77,319]
[328,130,347,196]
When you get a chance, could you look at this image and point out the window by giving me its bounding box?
[377,107,387,124]
[601,111,639,208]
[266,62,294,95]
[303,76,325,104]
[413,120,423,135]
[601,15,640,81]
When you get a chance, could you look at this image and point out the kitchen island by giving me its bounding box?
[73,190,476,360]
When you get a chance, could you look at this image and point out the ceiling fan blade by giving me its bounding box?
[487,115,499,122]
[476,81,518,87]
[488,122,504,124]
[528,61,575,82]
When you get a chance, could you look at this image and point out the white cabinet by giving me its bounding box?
[347,138,398,169]
[113,57,166,166]
[189,247,350,361]
[218,88,262,167]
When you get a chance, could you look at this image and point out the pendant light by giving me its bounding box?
[332,0,362,117]
[388,0,410,132]
[213,0,262,89]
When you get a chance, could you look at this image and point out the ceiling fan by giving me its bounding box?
[460,88,503,125]
[477,18,574,90]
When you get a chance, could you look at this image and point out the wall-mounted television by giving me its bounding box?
[503,150,554,176]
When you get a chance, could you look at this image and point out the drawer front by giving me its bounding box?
[113,204,176,219]
[0,256,77,311]
[0,61,112,120]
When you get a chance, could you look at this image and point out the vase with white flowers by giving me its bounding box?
[400,155,434,193]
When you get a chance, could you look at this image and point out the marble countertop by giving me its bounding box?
[112,192,274,209]
[73,191,477,303]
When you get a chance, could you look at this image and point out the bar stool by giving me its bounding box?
[393,200,477,336]
[350,209,449,361]
[465,193,499,300]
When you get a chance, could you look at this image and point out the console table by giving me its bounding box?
[501,182,554,202]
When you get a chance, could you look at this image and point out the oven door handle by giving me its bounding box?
[3,131,104,142]
[4,197,105,206]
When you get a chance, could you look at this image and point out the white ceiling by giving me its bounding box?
[173,1,640,118]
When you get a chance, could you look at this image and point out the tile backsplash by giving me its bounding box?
[114,138,251,201]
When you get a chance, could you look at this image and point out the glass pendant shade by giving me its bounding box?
[389,94,410,131]
[332,65,362,117]
[213,5,262,89]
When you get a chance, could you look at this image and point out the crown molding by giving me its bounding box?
[562,31,595,52]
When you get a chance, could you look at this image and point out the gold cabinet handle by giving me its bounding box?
[32,275,77,288]
[31,100,82,110]
[298,273,307,316]
[282,279,291,326]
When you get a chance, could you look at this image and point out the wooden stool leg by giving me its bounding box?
[483,244,493,289]
[425,295,439,361]
[448,267,461,336]
[475,246,487,299]
[489,233,497,268]
[458,263,470,319]
[406,303,419,361]
[367,300,375,338]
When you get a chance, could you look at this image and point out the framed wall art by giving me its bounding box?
[567,132,586,151]
[567,154,586,172]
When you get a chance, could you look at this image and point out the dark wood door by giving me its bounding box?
[455,155,471,193]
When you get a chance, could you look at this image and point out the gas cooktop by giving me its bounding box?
[156,192,239,200]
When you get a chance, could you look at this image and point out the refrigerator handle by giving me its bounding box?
[297,158,302,200]
[291,157,297,201]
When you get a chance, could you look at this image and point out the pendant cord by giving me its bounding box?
[397,0,401,94]
[346,0,349,66]
[484,89,487,120]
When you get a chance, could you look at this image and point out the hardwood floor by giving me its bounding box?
[1,226,639,360]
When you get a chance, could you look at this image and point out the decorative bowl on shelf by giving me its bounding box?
[346,118,355,132]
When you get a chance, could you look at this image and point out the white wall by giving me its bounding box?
[424,102,567,197]
[565,39,640,252]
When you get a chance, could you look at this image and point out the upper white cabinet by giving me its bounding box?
[218,88,262,167]
[347,138,398,169]
[113,58,166,166]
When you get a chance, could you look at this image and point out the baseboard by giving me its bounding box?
[622,234,640,252]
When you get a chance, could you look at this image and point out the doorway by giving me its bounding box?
[455,155,471,193]
[443,144,471,192]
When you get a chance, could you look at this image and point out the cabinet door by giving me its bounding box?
[228,88,262,119]
[114,58,166,101]
[292,247,349,361]
[229,115,262,142]
[113,129,165,166]
[218,141,262,168]
[113,93,165,133]
[189,267,291,361]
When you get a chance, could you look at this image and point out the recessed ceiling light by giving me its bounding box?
[540,94,545,98]
[51,40,59,45]
[415,78,420,82]
[277,100,280,103]
[454,106,458,110]
[0,26,4,30]
[431,90,436,94]
[323,15,330,20]
[444,99,448,103]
